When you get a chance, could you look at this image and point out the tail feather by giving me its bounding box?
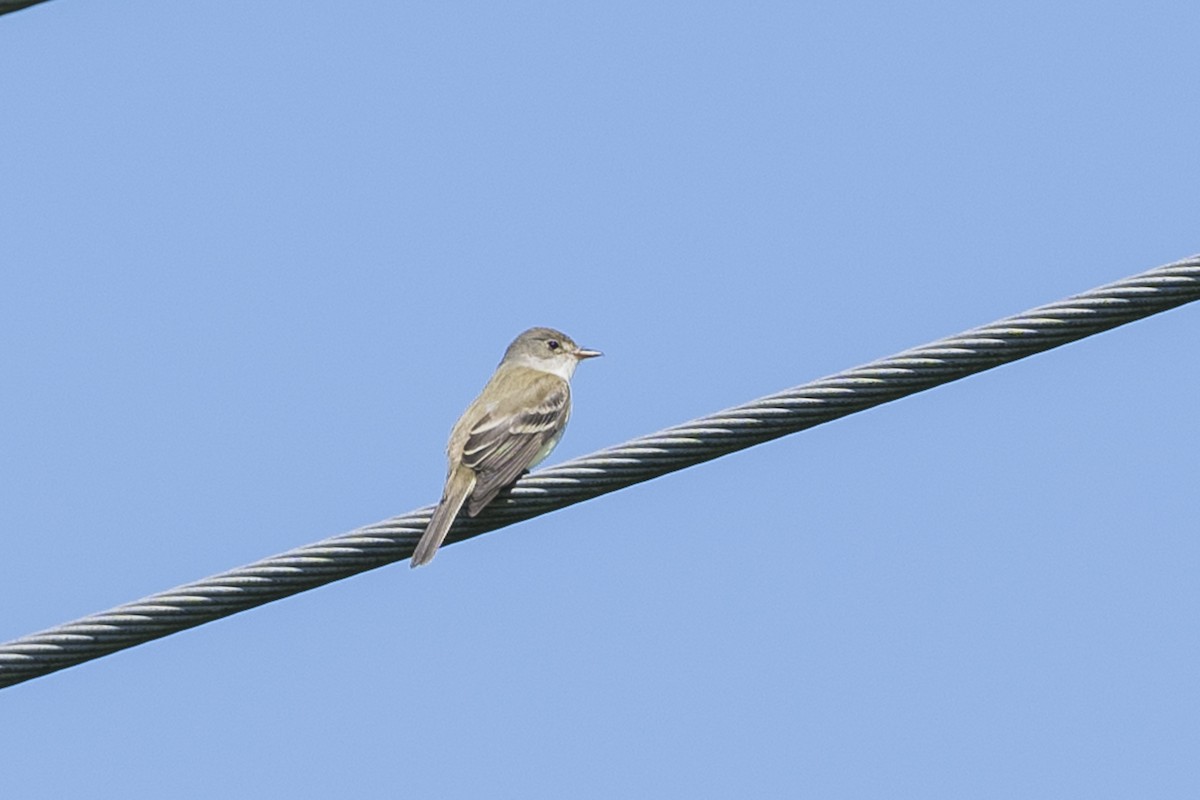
[411,467,475,567]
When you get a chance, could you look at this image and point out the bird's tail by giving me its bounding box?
[411,467,476,567]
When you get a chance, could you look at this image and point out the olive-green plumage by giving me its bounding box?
[411,327,601,567]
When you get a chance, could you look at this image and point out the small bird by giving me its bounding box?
[411,327,602,567]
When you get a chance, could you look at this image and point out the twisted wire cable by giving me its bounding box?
[2,254,1197,689]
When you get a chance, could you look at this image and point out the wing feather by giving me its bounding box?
[461,375,571,515]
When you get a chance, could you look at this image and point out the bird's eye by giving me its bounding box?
[547,340,561,350]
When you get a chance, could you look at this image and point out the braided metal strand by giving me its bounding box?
[2,254,1197,689]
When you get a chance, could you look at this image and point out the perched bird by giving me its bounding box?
[411,327,601,567]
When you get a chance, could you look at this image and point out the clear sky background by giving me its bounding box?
[2,2,1198,797]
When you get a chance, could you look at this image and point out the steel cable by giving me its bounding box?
[1,254,1197,689]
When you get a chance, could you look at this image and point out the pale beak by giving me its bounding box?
[574,347,603,359]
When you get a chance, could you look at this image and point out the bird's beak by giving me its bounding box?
[574,347,603,360]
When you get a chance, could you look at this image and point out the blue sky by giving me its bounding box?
[2,2,1198,797]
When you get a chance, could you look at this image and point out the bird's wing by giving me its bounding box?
[461,373,571,515]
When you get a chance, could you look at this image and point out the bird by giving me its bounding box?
[411,327,601,567]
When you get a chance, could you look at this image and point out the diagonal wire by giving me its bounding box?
[0,1,53,17]
[1,254,1198,690]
